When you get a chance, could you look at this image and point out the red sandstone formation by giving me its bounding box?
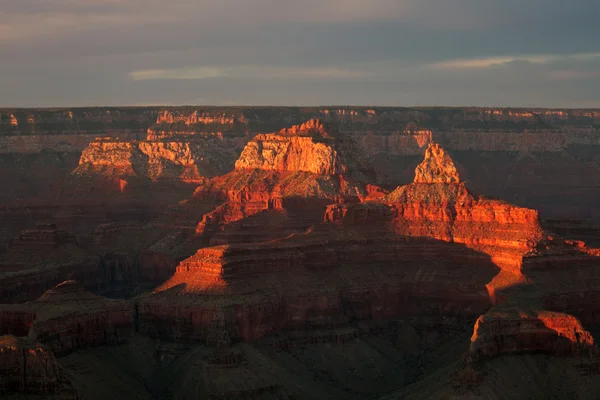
[469,309,594,360]
[235,119,374,179]
[140,140,600,366]
[328,142,542,278]
[137,143,524,343]
[0,280,132,354]
[73,136,237,185]
[192,119,380,245]
[0,224,101,303]
[0,335,76,397]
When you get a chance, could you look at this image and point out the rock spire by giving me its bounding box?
[413,142,460,184]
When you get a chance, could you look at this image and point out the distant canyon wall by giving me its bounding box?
[1,107,598,155]
[2,106,600,222]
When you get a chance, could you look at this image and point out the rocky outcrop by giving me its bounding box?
[0,280,132,355]
[73,137,237,184]
[235,119,375,180]
[413,143,460,184]
[0,335,76,397]
[328,143,542,277]
[3,106,600,396]
[154,110,248,126]
[0,224,101,303]
[192,119,380,245]
[469,309,595,360]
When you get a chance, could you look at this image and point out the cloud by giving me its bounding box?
[0,0,412,43]
[1,1,600,107]
[428,52,600,70]
[130,67,224,81]
[129,65,367,81]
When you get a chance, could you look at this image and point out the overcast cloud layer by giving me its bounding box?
[1,0,599,107]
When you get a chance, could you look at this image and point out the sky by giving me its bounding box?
[1,0,600,108]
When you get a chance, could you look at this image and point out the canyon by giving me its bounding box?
[1,108,600,398]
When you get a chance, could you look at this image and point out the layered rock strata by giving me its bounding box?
[137,142,524,343]
[327,143,542,278]
[469,309,595,360]
[0,280,132,355]
[192,119,380,245]
[0,224,101,303]
[0,335,76,397]
[139,227,497,342]
[520,238,600,328]
[73,136,237,185]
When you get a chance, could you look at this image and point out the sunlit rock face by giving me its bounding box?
[141,227,497,343]
[74,137,237,184]
[235,119,375,180]
[191,120,381,245]
[327,143,543,277]
[3,107,600,398]
[413,143,460,184]
[138,142,518,344]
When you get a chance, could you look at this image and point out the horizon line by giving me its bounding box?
[1,104,600,111]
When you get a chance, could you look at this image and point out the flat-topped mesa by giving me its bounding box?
[147,110,250,141]
[234,119,374,179]
[413,142,460,184]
